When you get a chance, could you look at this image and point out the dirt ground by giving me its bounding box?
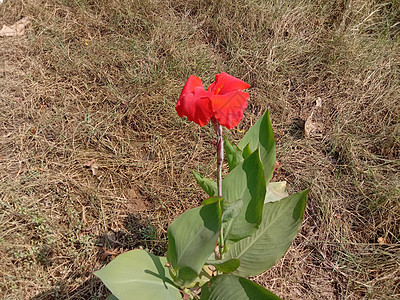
[0,0,399,299]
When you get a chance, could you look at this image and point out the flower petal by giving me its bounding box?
[176,76,212,127]
[180,75,204,96]
[211,91,249,129]
[207,72,250,96]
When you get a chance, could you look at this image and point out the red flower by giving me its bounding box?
[176,72,250,129]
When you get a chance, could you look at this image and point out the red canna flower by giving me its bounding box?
[176,72,250,129]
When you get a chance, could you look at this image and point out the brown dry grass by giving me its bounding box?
[0,0,399,299]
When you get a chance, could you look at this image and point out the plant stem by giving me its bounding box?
[213,121,224,258]
[214,122,224,197]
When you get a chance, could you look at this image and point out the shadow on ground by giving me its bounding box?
[30,213,167,299]
[30,278,106,300]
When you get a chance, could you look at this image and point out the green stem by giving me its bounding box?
[219,219,224,256]
[183,288,194,299]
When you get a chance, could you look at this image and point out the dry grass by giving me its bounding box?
[0,0,399,299]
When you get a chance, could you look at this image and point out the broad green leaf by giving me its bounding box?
[222,149,266,244]
[185,266,213,288]
[200,275,281,300]
[242,143,252,159]
[224,137,244,171]
[202,196,222,206]
[265,182,288,203]
[193,171,217,197]
[224,189,308,277]
[238,110,276,184]
[106,295,119,300]
[221,199,243,223]
[206,259,240,273]
[167,201,222,286]
[94,250,181,300]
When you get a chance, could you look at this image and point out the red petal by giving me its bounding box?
[207,72,250,96]
[176,76,212,127]
[211,91,249,129]
[180,75,203,96]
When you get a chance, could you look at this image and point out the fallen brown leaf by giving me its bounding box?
[0,17,31,37]
[377,237,388,244]
[84,159,98,176]
[304,97,325,138]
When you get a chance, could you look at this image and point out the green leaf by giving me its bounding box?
[94,250,181,300]
[221,199,243,223]
[265,182,288,203]
[193,171,217,197]
[185,266,213,288]
[167,201,222,286]
[224,189,309,277]
[206,259,240,273]
[200,275,281,300]
[222,148,266,244]
[202,196,222,206]
[238,110,276,184]
[224,137,244,171]
[242,143,252,159]
[106,295,119,300]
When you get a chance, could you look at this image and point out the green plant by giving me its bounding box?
[95,73,308,299]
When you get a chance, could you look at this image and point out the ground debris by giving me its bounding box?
[84,159,99,176]
[0,17,31,37]
[304,97,325,138]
